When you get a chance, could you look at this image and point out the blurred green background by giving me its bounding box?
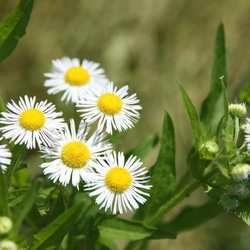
[1,0,250,249]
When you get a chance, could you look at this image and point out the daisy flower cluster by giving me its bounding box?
[0,57,151,214]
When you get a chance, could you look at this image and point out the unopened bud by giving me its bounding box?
[231,163,250,181]
[0,216,12,234]
[229,103,247,118]
[0,240,18,250]
[199,140,219,160]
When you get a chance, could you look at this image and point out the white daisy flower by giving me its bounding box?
[44,57,109,104]
[0,96,65,149]
[77,82,142,134]
[85,151,151,214]
[0,138,11,172]
[40,119,112,189]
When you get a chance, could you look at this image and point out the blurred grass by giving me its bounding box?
[1,0,250,249]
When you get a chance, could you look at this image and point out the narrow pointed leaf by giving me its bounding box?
[0,0,35,61]
[97,216,176,240]
[179,85,202,149]
[6,144,27,186]
[30,201,85,250]
[200,22,227,131]
[134,112,175,220]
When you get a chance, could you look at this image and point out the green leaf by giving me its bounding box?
[179,85,202,149]
[134,112,176,220]
[6,144,27,186]
[159,201,223,232]
[11,167,29,188]
[30,201,85,250]
[10,180,40,235]
[0,169,8,216]
[125,134,159,160]
[200,22,227,131]
[235,198,250,226]
[97,216,176,241]
[0,0,35,61]
[188,150,209,179]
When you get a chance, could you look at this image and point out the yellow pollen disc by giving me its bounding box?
[61,141,90,168]
[105,167,132,192]
[19,108,46,130]
[97,93,122,115]
[64,66,90,86]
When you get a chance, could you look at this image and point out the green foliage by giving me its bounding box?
[10,180,40,236]
[179,85,202,150]
[200,22,227,132]
[30,201,85,250]
[96,215,176,240]
[134,112,176,220]
[6,144,27,186]
[0,0,35,61]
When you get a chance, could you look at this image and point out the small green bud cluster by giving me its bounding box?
[199,140,219,160]
[229,103,247,118]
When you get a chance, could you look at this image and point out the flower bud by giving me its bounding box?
[0,216,12,234]
[231,163,250,181]
[229,103,247,118]
[0,240,18,250]
[199,140,219,160]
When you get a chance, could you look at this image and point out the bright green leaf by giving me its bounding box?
[30,201,85,250]
[0,0,35,61]
[179,85,202,149]
[97,216,176,241]
[6,144,27,186]
[11,167,29,188]
[134,112,176,220]
[200,22,227,132]
[159,201,223,232]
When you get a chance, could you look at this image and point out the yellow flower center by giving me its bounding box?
[105,167,132,192]
[64,66,90,86]
[61,141,90,168]
[97,93,123,115]
[19,108,46,130]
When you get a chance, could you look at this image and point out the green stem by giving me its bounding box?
[145,167,219,226]
[234,116,239,145]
